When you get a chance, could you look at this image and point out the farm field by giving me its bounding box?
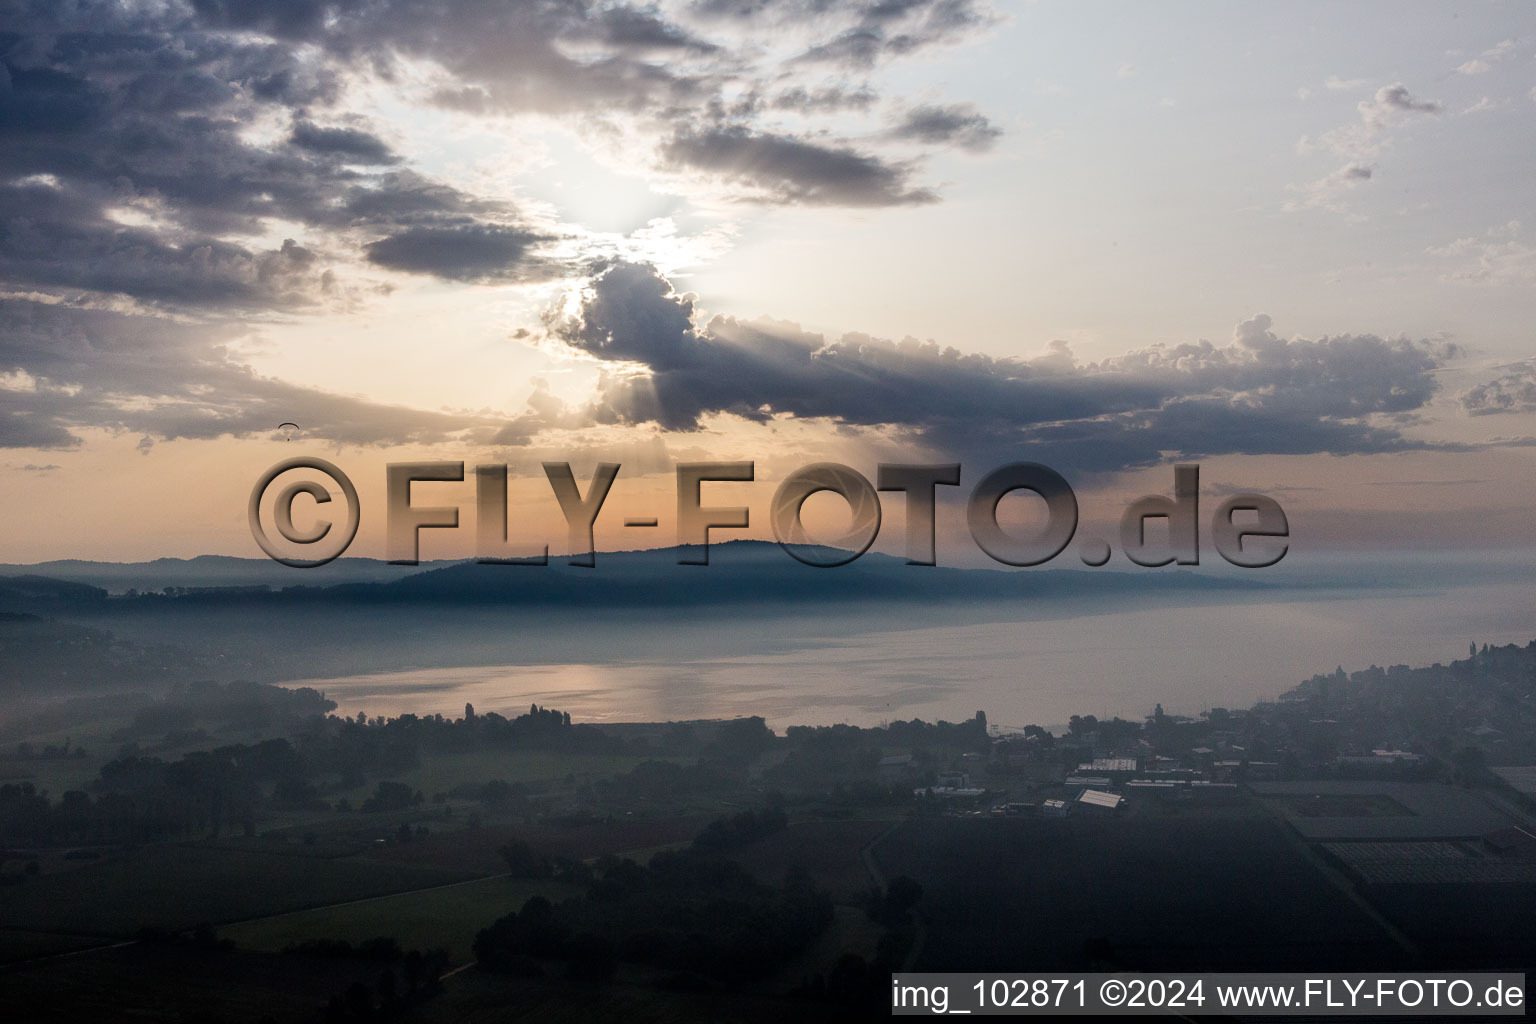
[221,875,581,964]
[0,843,477,939]
[875,815,1411,972]
[4,943,390,1023]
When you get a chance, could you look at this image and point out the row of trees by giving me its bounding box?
[0,702,599,845]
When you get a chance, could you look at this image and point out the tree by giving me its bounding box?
[499,840,552,879]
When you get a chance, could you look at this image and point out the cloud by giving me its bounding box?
[768,85,879,113]
[660,126,937,206]
[187,0,335,41]
[885,103,1001,151]
[1359,84,1442,128]
[1285,162,1374,213]
[1291,82,1441,215]
[694,1,1003,69]
[1455,38,1519,75]
[290,121,399,164]
[546,263,1461,474]
[1462,363,1536,416]
[1306,83,1441,160]
[576,5,722,55]
[363,224,559,283]
[1427,221,1536,285]
[0,16,563,294]
[0,181,335,309]
[1460,96,1503,115]
[0,297,523,449]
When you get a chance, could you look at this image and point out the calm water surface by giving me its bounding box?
[284,579,1536,730]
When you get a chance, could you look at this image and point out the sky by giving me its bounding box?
[1,0,1534,564]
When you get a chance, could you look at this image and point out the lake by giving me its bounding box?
[285,574,1536,731]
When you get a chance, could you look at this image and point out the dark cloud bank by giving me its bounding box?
[0,1,1505,475]
[548,261,1466,474]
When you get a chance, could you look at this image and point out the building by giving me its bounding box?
[1076,789,1125,813]
[1042,798,1071,818]
[1078,757,1139,776]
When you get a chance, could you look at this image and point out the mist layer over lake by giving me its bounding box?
[286,577,1536,730]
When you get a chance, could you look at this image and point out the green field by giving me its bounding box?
[221,875,580,964]
[0,844,478,939]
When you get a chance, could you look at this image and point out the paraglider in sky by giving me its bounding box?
[277,422,299,442]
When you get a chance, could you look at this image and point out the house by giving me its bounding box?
[1076,789,1124,813]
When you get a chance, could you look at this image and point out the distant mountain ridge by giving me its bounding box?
[0,554,458,594]
[0,541,1270,614]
